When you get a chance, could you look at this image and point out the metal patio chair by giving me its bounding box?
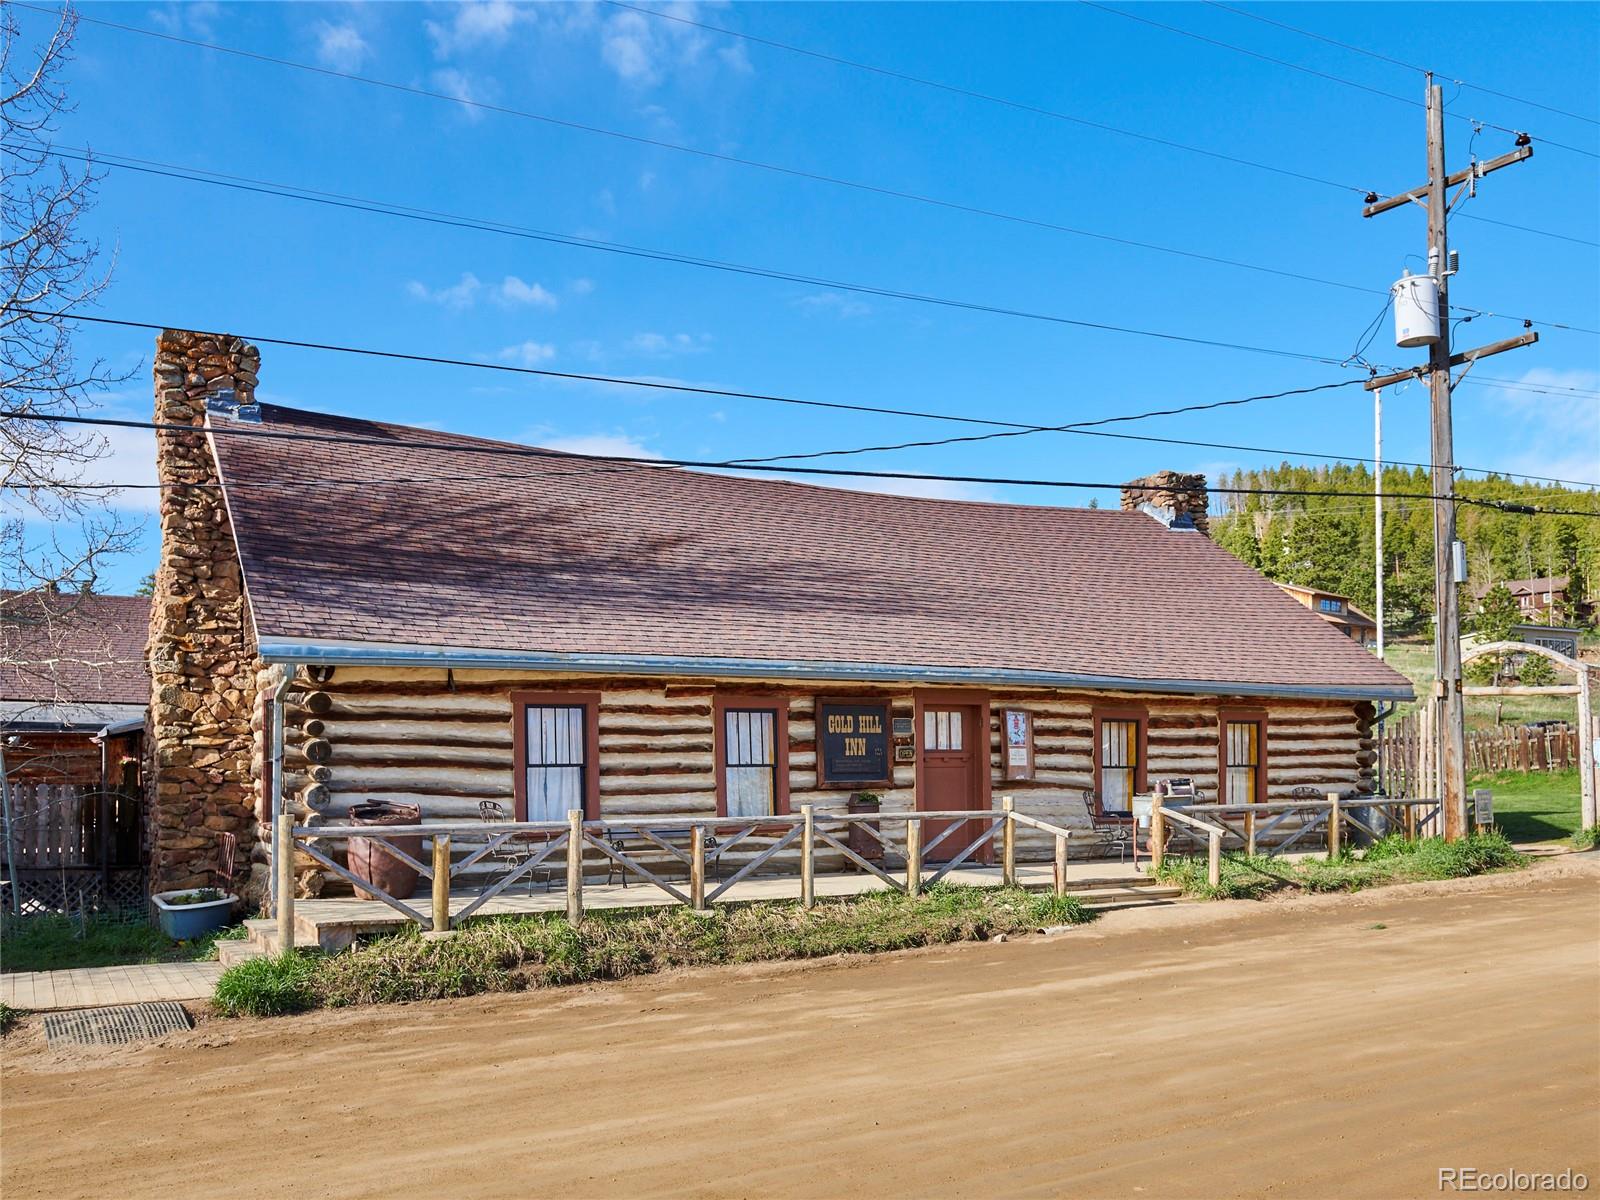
[1084,790,1134,863]
[477,800,559,895]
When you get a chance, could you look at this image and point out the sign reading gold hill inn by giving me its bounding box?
[817,699,892,787]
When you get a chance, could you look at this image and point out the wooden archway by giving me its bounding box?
[1460,640,1596,830]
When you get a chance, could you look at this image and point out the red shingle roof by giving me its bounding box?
[0,591,150,707]
[211,405,1413,698]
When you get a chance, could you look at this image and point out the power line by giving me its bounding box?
[1079,1,1600,160]
[20,141,1598,351]
[8,308,1598,488]
[1202,1,1600,129]
[10,5,1400,298]
[604,0,1369,195]
[6,409,1596,517]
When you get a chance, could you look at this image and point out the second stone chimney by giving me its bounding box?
[1120,471,1210,534]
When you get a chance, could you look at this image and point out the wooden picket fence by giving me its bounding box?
[1381,714,1578,795]
[1465,725,1579,773]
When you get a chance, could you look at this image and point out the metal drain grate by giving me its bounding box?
[43,1002,193,1047]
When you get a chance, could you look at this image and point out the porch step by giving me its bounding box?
[215,937,267,968]
[1072,883,1184,910]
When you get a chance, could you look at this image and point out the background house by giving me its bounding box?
[0,590,150,912]
[1273,583,1379,649]
[1497,575,1591,625]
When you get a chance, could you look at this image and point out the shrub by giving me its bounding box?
[213,952,320,1017]
[1156,831,1523,899]
[0,1002,18,1035]
[1568,826,1599,851]
[234,885,1098,1013]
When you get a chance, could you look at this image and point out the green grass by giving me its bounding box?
[213,951,321,1017]
[1469,768,1583,842]
[1568,826,1599,851]
[1153,831,1525,901]
[213,885,1095,1016]
[0,914,249,974]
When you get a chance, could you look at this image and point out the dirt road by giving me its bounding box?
[4,858,1598,1200]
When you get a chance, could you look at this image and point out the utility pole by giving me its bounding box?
[1374,387,1384,662]
[1363,73,1537,840]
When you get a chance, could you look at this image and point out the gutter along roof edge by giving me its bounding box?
[257,638,1414,702]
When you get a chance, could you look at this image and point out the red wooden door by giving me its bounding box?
[919,703,988,863]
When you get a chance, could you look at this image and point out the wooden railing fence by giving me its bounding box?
[277,803,1077,947]
[1152,794,1446,888]
[1381,715,1578,794]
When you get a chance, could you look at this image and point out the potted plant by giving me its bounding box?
[152,887,235,940]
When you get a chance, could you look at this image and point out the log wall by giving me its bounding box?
[269,667,1375,894]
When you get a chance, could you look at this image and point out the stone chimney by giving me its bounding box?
[1120,471,1210,535]
[145,330,263,898]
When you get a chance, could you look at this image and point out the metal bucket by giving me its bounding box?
[346,801,422,901]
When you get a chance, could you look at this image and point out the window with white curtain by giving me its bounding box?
[524,705,587,821]
[923,709,963,751]
[1098,719,1139,814]
[1224,720,1261,806]
[723,708,777,818]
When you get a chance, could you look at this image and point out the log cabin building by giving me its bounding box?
[1,589,148,791]
[143,330,1413,901]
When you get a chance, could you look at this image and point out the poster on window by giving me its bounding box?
[1002,708,1034,780]
[817,699,892,786]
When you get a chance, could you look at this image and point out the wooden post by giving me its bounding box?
[1053,834,1067,897]
[275,811,295,953]
[800,804,815,910]
[431,834,451,934]
[566,809,584,924]
[1207,829,1222,889]
[1001,796,1016,887]
[1404,799,1417,842]
[690,824,707,912]
[905,817,922,898]
[1327,792,1342,860]
[1245,809,1257,857]
[1150,795,1165,872]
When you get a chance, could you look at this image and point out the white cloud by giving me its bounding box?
[426,0,528,57]
[498,340,558,367]
[596,4,749,87]
[430,67,486,116]
[540,432,662,460]
[718,41,754,74]
[1473,367,1600,483]
[406,273,555,310]
[313,21,370,70]
[629,332,712,356]
[795,292,871,320]
[496,276,558,309]
[816,476,1000,503]
[148,1,219,37]
[406,272,482,309]
[569,278,595,296]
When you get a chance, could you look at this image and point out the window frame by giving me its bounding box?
[1217,707,1269,808]
[1091,705,1148,818]
[510,690,601,821]
[714,693,792,818]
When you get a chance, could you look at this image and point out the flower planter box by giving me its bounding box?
[152,890,236,940]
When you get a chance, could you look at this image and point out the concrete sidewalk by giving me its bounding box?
[1,961,224,1011]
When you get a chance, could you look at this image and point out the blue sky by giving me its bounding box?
[19,0,1600,593]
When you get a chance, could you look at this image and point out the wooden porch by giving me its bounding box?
[224,856,1178,963]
